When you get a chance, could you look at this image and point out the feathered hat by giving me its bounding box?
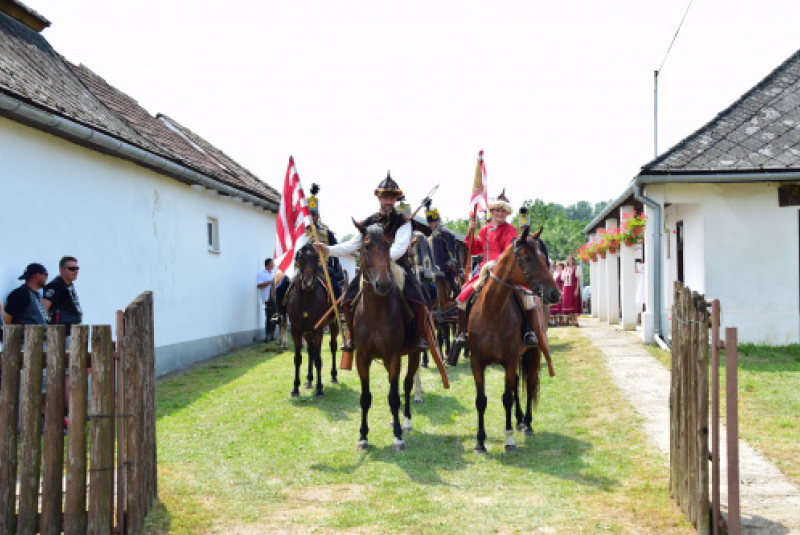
[488,188,513,214]
[308,183,320,214]
[374,171,404,198]
[424,198,440,223]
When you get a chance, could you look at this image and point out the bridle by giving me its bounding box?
[488,239,545,298]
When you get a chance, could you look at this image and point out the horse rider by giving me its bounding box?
[397,197,438,308]
[425,203,462,299]
[453,189,538,350]
[312,173,430,353]
[304,184,344,301]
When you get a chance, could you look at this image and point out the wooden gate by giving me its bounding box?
[0,291,156,534]
[670,282,740,535]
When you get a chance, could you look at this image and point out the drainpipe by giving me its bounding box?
[633,180,666,346]
[0,93,279,212]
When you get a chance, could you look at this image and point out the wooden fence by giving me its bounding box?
[0,291,156,534]
[670,282,740,535]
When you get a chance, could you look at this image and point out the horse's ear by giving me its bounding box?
[519,225,530,243]
[353,218,367,236]
[532,226,543,241]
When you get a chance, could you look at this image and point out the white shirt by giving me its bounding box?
[257,269,275,303]
[326,219,412,262]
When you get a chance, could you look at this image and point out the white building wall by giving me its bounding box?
[0,117,278,374]
[650,182,799,344]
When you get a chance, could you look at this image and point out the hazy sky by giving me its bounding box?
[28,0,800,236]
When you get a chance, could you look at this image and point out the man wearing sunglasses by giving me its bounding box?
[43,256,83,330]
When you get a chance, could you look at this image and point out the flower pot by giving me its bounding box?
[631,226,644,237]
[608,245,617,254]
[599,251,606,259]
[589,253,597,262]
[624,238,635,247]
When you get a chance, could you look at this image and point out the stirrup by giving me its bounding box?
[523,331,538,348]
[416,338,428,350]
[454,332,468,348]
[341,337,354,351]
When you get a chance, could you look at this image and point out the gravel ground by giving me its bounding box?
[577,317,800,534]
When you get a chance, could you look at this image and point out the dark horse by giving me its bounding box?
[352,221,422,451]
[466,226,561,453]
[286,243,339,399]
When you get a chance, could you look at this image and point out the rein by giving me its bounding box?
[487,240,545,298]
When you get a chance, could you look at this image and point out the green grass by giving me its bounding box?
[645,342,800,489]
[142,329,691,534]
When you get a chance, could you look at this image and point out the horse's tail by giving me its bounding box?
[518,349,541,407]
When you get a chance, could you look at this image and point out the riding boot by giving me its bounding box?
[412,302,429,351]
[341,304,355,352]
[523,307,538,348]
[454,307,468,348]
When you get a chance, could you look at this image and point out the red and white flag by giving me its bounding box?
[469,150,488,217]
[275,156,311,276]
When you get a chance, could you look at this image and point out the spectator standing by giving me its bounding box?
[257,259,276,342]
[560,255,581,327]
[550,261,565,326]
[43,256,83,331]
[3,263,49,326]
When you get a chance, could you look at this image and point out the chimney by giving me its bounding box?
[0,0,50,32]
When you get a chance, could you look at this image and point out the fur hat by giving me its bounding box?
[374,172,404,198]
[488,188,513,214]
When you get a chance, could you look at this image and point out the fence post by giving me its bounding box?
[116,310,126,534]
[18,325,46,533]
[41,325,67,534]
[710,300,721,535]
[726,328,741,535]
[0,325,23,533]
[65,325,90,534]
[695,293,710,534]
[669,281,681,500]
[89,325,114,533]
[124,298,144,534]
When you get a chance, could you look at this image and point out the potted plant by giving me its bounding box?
[600,228,622,254]
[622,210,647,238]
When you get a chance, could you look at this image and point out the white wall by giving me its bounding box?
[0,117,278,373]
[650,182,799,344]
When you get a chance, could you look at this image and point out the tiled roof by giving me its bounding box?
[641,48,800,175]
[0,8,278,205]
[70,63,278,203]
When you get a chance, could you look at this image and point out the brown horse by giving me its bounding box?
[352,221,422,451]
[466,226,561,453]
[286,243,339,399]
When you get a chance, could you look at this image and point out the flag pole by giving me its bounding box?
[307,223,343,336]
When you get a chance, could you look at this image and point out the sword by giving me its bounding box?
[409,184,440,220]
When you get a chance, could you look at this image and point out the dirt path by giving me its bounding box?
[577,317,800,534]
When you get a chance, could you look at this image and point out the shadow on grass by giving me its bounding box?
[156,342,292,419]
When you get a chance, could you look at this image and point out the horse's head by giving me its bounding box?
[295,243,320,291]
[512,226,562,305]
[354,219,394,296]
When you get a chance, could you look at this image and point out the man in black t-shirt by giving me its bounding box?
[3,262,50,326]
[43,256,83,329]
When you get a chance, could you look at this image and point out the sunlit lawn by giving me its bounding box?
[646,342,800,489]
[142,328,691,534]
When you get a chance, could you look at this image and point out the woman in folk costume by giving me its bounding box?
[313,173,429,353]
[453,189,538,348]
[550,261,565,326]
[560,255,581,326]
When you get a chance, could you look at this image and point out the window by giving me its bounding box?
[207,217,220,253]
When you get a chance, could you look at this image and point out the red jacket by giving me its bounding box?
[467,222,518,264]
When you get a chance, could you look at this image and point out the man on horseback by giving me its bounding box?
[426,203,461,300]
[312,173,430,353]
[305,184,344,301]
[454,190,538,351]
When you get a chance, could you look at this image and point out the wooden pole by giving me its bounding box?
[309,223,343,335]
[0,325,23,534]
[725,327,741,535]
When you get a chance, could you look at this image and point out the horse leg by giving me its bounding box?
[356,352,372,451]
[515,369,526,432]
[473,363,488,453]
[404,351,421,430]
[329,321,339,384]
[304,334,313,389]
[280,316,288,349]
[291,331,302,398]
[503,366,518,452]
[385,356,405,451]
[313,333,324,399]
[522,349,542,437]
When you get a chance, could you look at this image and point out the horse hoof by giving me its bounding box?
[474,445,487,454]
[504,444,518,453]
[356,440,369,451]
[304,381,312,389]
[331,377,338,384]
[290,391,299,398]
[392,440,407,452]
[525,428,534,437]
[516,423,526,432]
[316,392,325,400]
[421,362,428,368]
[414,398,423,404]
